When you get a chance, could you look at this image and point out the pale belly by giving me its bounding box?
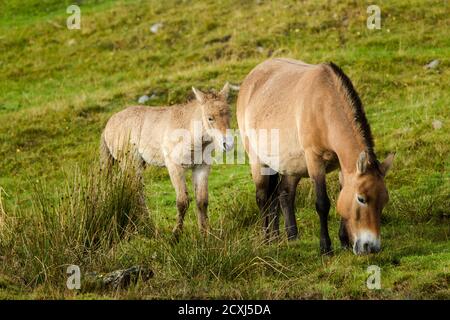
[246,122,310,176]
[252,136,338,177]
[140,138,214,169]
[259,147,309,177]
[139,144,166,167]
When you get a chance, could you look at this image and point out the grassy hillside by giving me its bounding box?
[0,0,448,299]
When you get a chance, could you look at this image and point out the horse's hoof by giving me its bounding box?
[320,247,334,256]
[287,234,298,241]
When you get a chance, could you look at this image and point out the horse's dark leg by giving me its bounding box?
[267,172,280,240]
[339,219,350,249]
[305,151,332,255]
[279,175,300,240]
[337,171,350,249]
[313,176,332,254]
[252,163,278,242]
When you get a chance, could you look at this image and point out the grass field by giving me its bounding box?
[0,0,449,299]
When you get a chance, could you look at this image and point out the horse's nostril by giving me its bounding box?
[223,142,227,149]
[363,242,369,252]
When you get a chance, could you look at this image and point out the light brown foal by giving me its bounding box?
[101,83,233,237]
[237,58,394,255]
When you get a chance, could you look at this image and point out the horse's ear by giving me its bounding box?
[192,87,205,104]
[219,82,230,100]
[380,153,395,176]
[356,151,368,174]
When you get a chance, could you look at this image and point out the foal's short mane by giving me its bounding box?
[188,91,222,103]
[325,62,379,167]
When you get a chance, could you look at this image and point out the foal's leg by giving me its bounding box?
[251,162,279,241]
[279,175,301,240]
[305,151,332,254]
[192,164,210,234]
[166,162,189,237]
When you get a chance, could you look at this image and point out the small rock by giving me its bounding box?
[138,95,150,104]
[432,120,442,130]
[229,84,240,91]
[138,93,158,104]
[103,266,153,289]
[256,46,264,53]
[150,22,163,34]
[85,266,153,290]
[424,59,439,69]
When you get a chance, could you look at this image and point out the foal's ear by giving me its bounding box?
[192,87,205,104]
[219,82,230,100]
[380,153,395,176]
[356,151,368,174]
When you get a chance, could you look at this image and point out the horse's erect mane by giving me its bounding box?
[324,62,379,167]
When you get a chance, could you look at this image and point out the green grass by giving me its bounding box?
[0,0,449,299]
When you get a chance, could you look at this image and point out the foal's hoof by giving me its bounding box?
[287,233,298,241]
[171,229,182,243]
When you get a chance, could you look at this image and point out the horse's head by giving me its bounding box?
[192,83,234,151]
[337,151,394,255]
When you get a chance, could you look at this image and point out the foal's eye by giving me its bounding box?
[356,195,367,205]
[208,116,214,122]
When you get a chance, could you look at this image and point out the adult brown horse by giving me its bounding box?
[237,58,394,255]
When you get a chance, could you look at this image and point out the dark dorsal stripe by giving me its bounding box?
[325,62,380,169]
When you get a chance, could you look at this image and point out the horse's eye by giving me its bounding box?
[357,195,367,205]
[208,116,214,122]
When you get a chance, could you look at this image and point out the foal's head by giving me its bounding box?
[337,151,394,255]
[192,83,234,151]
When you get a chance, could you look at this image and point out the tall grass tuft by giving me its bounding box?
[0,157,154,288]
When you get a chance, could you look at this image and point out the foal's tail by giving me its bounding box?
[100,130,115,170]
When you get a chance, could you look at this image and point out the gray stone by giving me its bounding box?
[150,22,163,34]
[138,95,150,104]
[424,59,439,69]
[432,120,442,130]
[84,266,153,290]
[229,84,240,91]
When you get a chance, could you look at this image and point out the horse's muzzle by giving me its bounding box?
[353,231,381,255]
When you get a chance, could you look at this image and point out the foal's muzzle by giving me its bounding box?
[221,135,234,152]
